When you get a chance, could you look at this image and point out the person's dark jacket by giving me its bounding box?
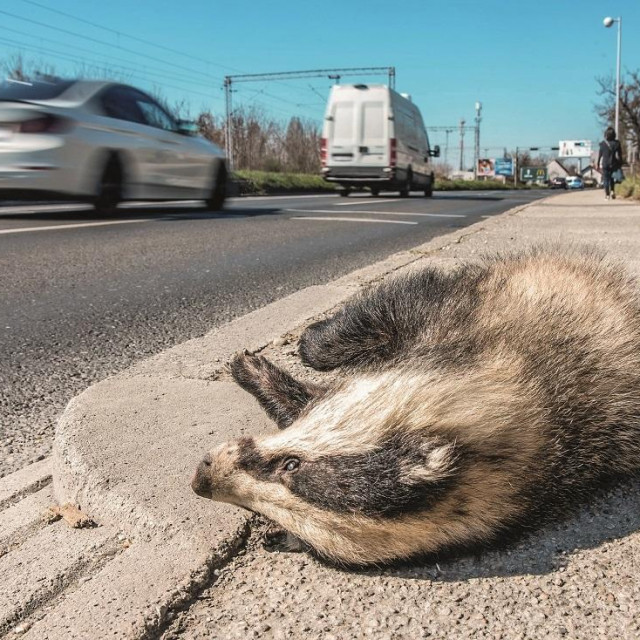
[598,139,623,171]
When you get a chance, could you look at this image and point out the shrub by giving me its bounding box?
[232,172,531,196]
[617,177,640,199]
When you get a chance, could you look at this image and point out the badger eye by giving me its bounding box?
[282,458,300,473]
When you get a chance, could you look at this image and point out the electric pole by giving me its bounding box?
[459,118,466,171]
[474,101,482,178]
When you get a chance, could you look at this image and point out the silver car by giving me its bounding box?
[0,78,228,212]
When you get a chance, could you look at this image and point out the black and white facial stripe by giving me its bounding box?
[237,434,457,517]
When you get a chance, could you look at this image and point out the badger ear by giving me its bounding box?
[229,352,326,429]
[402,440,458,485]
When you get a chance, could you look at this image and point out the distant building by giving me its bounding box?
[546,159,574,180]
[581,165,603,186]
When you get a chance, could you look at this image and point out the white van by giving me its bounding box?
[321,84,439,197]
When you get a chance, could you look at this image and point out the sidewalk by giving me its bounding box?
[2,189,639,639]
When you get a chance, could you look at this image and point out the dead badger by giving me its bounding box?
[192,248,640,565]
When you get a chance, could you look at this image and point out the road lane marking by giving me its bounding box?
[334,198,403,206]
[230,194,338,201]
[286,208,466,218]
[0,203,91,214]
[0,218,153,235]
[291,216,417,225]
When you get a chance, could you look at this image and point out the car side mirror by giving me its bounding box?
[177,120,198,136]
[429,145,440,158]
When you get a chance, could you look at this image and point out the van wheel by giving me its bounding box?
[424,177,434,198]
[400,171,412,197]
[339,187,351,197]
[206,164,227,211]
[94,158,123,215]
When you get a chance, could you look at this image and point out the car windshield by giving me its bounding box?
[0,79,75,101]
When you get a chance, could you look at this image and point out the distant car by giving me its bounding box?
[565,176,584,190]
[0,78,228,212]
[582,177,597,188]
[549,176,567,189]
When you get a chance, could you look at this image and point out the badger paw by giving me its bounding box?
[229,350,324,429]
[262,526,308,553]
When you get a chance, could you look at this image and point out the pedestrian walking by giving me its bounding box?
[597,127,623,200]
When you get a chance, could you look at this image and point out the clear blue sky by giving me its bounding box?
[1,0,638,166]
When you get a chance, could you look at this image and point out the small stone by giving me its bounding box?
[13,622,32,634]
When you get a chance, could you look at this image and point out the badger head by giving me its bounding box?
[192,353,476,565]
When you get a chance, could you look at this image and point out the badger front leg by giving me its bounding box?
[299,267,456,371]
[229,352,324,429]
[299,285,403,371]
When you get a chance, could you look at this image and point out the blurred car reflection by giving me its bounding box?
[565,176,584,190]
[549,176,567,189]
[0,77,227,212]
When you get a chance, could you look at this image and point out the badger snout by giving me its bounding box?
[191,443,239,500]
[191,452,214,498]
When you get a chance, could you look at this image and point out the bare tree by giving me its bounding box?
[595,72,640,165]
[197,106,321,173]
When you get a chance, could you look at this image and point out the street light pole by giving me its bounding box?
[474,101,482,178]
[603,16,622,135]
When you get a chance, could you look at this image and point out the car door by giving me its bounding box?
[131,92,210,197]
[100,85,157,199]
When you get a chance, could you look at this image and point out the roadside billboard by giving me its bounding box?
[494,158,513,176]
[559,140,592,158]
[477,158,495,177]
[520,166,547,182]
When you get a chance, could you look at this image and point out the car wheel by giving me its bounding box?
[206,163,227,211]
[371,188,380,197]
[339,187,351,197]
[94,158,123,215]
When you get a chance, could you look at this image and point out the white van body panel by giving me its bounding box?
[321,84,435,195]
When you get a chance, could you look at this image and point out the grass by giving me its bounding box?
[434,178,527,191]
[232,171,529,196]
[232,170,336,195]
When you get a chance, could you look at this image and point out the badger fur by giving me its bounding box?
[192,247,640,565]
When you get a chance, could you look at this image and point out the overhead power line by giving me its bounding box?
[3,5,332,121]
[0,36,222,105]
[18,0,245,75]
[0,26,223,92]
[0,8,222,84]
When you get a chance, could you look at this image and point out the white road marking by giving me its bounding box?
[0,218,153,235]
[231,194,337,201]
[0,203,90,214]
[291,216,417,225]
[334,198,403,206]
[286,208,466,218]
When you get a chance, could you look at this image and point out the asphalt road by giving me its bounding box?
[0,189,548,476]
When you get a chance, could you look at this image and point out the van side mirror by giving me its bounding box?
[429,145,441,158]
